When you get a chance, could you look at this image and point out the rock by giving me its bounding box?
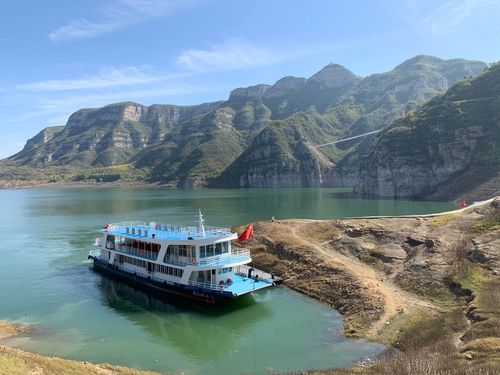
[264,76,306,97]
[229,84,271,100]
[380,244,407,260]
[308,63,359,89]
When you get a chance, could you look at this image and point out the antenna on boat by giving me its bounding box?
[198,209,206,237]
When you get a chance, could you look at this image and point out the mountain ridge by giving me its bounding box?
[336,61,500,200]
[3,55,490,198]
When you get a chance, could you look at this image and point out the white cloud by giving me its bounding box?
[49,19,120,44]
[48,0,196,43]
[177,39,287,72]
[423,0,499,34]
[8,83,219,124]
[16,66,186,91]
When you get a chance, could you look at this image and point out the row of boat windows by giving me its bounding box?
[120,255,184,278]
[165,244,196,260]
[122,255,146,268]
[217,267,233,274]
[156,264,184,278]
[199,242,229,258]
[106,235,161,253]
[107,235,231,259]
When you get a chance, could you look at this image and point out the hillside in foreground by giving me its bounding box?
[241,197,500,373]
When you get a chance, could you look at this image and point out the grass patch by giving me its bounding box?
[430,213,460,227]
[0,346,160,375]
[472,219,500,233]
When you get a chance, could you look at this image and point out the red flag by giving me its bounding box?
[238,224,253,242]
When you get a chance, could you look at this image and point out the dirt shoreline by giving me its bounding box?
[0,180,166,190]
[239,199,495,340]
[0,322,161,374]
[238,197,499,373]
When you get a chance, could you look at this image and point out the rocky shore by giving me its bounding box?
[237,197,499,373]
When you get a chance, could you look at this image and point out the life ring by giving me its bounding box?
[191,258,196,264]
[140,249,145,256]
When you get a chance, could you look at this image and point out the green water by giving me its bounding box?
[0,188,455,374]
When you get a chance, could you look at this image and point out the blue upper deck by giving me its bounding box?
[100,221,234,241]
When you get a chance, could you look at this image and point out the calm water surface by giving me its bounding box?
[0,188,455,374]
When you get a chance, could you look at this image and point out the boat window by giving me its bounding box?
[217,269,222,275]
[206,244,214,257]
[155,265,183,278]
[199,246,206,258]
[164,245,196,263]
[222,242,229,253]
[228,267,232,272]
[106,235,115,250]
[215,243,222,255]
[122,255,146,268]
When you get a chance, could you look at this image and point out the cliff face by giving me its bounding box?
[340,55,487,136]
[233,140,335,188]
[336,62,500,199]
[21,126,64,154]
[7,101,222,166]
[214,112,340,187]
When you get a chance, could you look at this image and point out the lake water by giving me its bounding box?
[0,188,455,374]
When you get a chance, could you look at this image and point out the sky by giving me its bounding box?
[1,0,499,158]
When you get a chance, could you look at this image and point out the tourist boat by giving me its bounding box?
[88,211,276,304]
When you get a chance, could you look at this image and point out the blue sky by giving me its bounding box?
[1,0,499,158]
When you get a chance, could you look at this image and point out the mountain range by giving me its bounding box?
[5,55,495,198]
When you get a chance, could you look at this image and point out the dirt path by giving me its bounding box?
[287,221,433,337]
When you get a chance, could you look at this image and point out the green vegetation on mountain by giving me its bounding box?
[214,111,345,187]
[2,55,488,190]
[337,62,500,199]
[7,101,222,167]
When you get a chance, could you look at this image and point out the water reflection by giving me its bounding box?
[96,276,270,360]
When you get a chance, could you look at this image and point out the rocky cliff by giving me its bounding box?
[336,62,500,199]
[214,112,340,187]
[20,125,64,154]
[7,101,222,166]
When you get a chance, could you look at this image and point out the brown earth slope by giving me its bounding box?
[236,198,499,372]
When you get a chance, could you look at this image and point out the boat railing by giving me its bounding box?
[103,221,232,235]
[112,245,159,261]
[188,280,225,291]
[197,248,251,266]
[165,248,251,267]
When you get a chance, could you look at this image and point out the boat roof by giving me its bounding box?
[99,221,235,241]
